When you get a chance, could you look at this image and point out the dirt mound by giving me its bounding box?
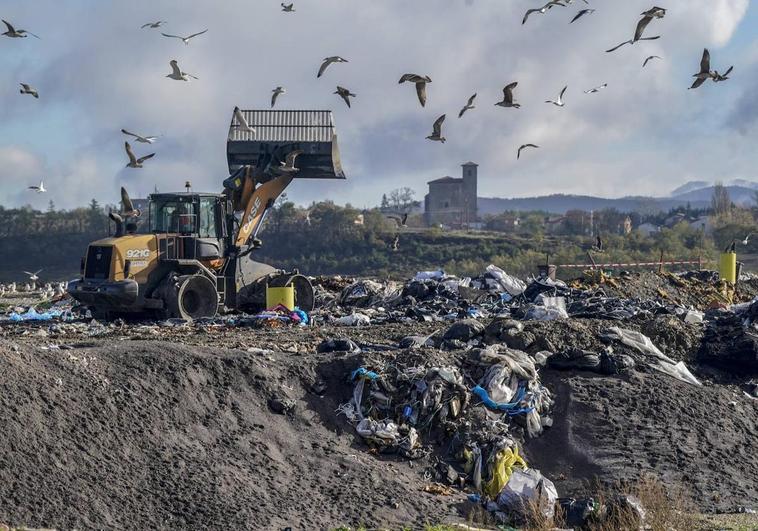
[0,339,461,530]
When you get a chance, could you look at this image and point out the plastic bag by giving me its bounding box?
[484,446,527,498]
[497,468,558,520]
[335,313,371,326]
[486,264,527,296]
[603,327,701,386]
[414,270,446,281]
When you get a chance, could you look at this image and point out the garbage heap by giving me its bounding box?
[335,342,557,523]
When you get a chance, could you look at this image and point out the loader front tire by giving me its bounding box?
[174,275,218,320]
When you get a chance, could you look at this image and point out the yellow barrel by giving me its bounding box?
[266,285,295,311]
[719,252,737,283]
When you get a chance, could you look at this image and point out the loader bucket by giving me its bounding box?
[227,109,345,179]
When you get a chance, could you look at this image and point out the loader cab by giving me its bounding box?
[148,193,229,262]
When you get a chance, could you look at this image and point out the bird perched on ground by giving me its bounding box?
[570,8,595,23]
[458,93,476,118]
[28,181,45,193]
[426,115,446,143]
[545,85,567,107]
[161,29,207,45]
[2,19,40,38]
[271,86,285,108]
[495,82,520,108]
[522,1,566,25]
[593,235,604,252]
[334,86,356,107]
[141,21,166,29]
[317,56,348,78]
[19,83,39,98]
[517,144,539,159]
[605,6,665,53]
[166,60,198,81]
[643,55,662,67]
[272,150,304,175]
[398,74,432,107]
[233,106,256,135]
[584,83,607,93]
[742,234,752,245]
[121,129,157,144]
[281,3,295,12]
[124,142,155,168]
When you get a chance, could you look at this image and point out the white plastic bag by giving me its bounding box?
[486,265,527,296]
[497,468,558,520]
[335,313,371,326]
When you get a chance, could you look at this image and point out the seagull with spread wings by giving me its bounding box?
[522,1,566,25]
[2,19,40,38]
[161,29,208,45]
[517,144,539,159]
[643,55,662,67]
[426,115,446,143]
[124,142,155,168]
[166,60,198,81]
[281,3,295,12]
[458,93,477,118]
[19,83,39,98]
[271,86,286,108]
[233,106,256,135]
[495,82,520,108]
[121,129,157,144]
[141,21,166,29]
[317,56,348,78]
[334,86,356,108]
[399,74,432,107]
[545,85,567,106]
[605,6,665,53]
[570,8,595,23]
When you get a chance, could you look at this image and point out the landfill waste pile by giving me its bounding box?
[0,266,757,530]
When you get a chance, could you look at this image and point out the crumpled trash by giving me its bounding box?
[355,418,399,445]
[602,327,701,386]
[268,397,296,415]
[558,497,600,528]
[549,348,601,371]
[496,468,558,521]
[8,307,62,321]
[335,313,371,327]
[444,319,485,341]
[316,337,361,353]
[486,264,526,296]
[483,443,528,498]
[525,297,568,321]
[414,270,446,281]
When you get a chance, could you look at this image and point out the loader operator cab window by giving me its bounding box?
[198,197,219,238]
[150,198,197,235]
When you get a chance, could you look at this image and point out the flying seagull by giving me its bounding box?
[517,144,539,159]
[570,8,595,23]
[120,187,142,218]
[281,3,295,11]
[742,234,752,245]
[426,114,446,143]
[584,83,607,93]
[19,83,39,98]
[28,181,45,193]
[643,55,662,67]
[166,60,198,81]
[399,74,432,107]
[141,21,166,29]
[334,86,356,108]
[233,106,256,135]
[124,142,155,168]
[121,129,157,144]
[545,85,567,106]
[273,150,304,175]
[161,29,208,45]
[317,56,348,78]
[605,6,665,53]
[713,66,734,82]
[271,86,285,108]
[522,1,566,25]
[2,19,40,38]
[24,270,43,282]
[495,82,520,108]
[458,93,477,118]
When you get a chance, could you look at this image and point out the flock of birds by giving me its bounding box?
[3,1,737,198]
[0,268,67,300]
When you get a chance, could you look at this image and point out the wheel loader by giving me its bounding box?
[68,109,345,319]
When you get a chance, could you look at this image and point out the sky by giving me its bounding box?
[0,0,756,210]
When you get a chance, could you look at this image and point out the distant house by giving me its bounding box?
[424,162,478,227]
[688,215,713,235]
[637,222,660,237]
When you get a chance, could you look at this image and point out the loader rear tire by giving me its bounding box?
[175,275,218,320]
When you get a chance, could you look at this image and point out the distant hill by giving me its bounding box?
[478,182,758,215]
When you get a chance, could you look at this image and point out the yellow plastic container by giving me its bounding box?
[266,285,295,311]
[719,252,737,283]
